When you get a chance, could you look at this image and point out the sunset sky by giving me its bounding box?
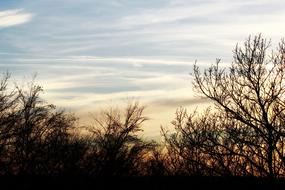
[1,0,285,139]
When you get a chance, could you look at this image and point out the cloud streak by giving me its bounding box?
[0,9,32,28]
[118,1,227,28]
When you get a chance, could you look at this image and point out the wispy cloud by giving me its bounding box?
[0,9,32,28]
[118,1,227,28]
[7,55,230,68]
[1,0,285,138]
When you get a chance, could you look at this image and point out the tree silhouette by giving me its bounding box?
[0,75,87,175]
[1,34,285,183]
[193,34,285,178]
[83,102,156,176]
[0,73,19,174]
[162,107,256,176]
[0,76,156,176]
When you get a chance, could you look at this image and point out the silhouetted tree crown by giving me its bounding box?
[83,102,157,176]
[193,34,285,178]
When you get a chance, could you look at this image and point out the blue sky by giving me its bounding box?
[1,0,285,138]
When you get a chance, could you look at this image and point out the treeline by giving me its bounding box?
[1,35,285,178]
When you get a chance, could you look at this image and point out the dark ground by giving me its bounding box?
[1,176,285,190]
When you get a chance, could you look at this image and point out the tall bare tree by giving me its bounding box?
[193,34,285,178]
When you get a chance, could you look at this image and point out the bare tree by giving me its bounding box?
[0,73,19,174]
[84,101,156,176]
[193,34,285,178]
[162,108,242,176]
[0,74,157,176]
[0,75,87,175]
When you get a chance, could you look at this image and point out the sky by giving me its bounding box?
[1,0,285,139]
